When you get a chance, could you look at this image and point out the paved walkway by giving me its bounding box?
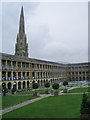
[1,94,51,115]
[1,86,89,115]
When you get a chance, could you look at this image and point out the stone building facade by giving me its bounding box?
[67,63,89,82]
[0,7,89,90]
[0,53,67,90]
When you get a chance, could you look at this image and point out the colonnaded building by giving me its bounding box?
[0,7,89,90]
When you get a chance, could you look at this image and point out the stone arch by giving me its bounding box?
[27,81,29,88]
[83,77,85,80]
[32,80,35,83]
[44,80,45,85]
[7,82,12,90]
[18,82,21,89]
[41,80,43,86]
[13,82,17,90]
[79,77,82,81]
[23,81,25,89]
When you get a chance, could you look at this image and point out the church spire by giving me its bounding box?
[15,6,28,57]
[19,6,25,34]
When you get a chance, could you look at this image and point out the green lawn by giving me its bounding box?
[2,95,38,109]
[3,94,83,118]
[0,95,2,110]
[16,88,64,95]
[69,87,90,93]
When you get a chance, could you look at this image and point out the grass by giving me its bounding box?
[2,95,38,109]
[3,94,83,118]
[69,87,90,93]
[16,88,64,95]
[0,95,2,110]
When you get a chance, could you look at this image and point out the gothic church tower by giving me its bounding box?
[15,6,28,57]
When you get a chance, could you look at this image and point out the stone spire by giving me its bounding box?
[19,6,25,34]
[15,6,28,57]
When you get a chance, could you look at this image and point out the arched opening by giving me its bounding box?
[18,82,21,89]
[23,81,25,89]
[44,80,45,85]
[32,80,35,83]
[13,82,17,90]
[83,77,85,80]
[79,77,82,81]
[7,82,12,90]
[41,80,42,86]
[27,81,29,88]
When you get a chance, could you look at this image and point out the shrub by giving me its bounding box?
[32,83,39,90]
[80,93,89,114]
[52,83,59,90]
[63,81,68,87]
[45,82,50,88]
[44,82,50,94]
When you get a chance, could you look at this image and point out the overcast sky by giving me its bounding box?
[1,2,88,63]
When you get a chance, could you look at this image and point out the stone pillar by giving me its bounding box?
[16,61,18,70]
[6,72,8,81]
[11,82,13,89]
[6,82,8,89]
[29,72,31,79]
[16,82,18,90]
[25,72,27,79]
[11,61,13,69]
[16,72,18,80]
[6,60,7,69]
[21,62,22,69]
[11,71,13,80]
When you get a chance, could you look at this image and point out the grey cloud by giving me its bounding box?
[1,2,88,63]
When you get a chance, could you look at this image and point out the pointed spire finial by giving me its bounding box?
[21,6,23,16]
[19,6,25,34]
[15,6,28,57]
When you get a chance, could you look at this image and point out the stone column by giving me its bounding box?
[11,82,13,89]
[11,61,13,69]
[21,62,22,69]
[29,72,31,79]
[16,61,18,70]
[16,72,18,80]
[6,60,7,69]
[16,82,18,90]
[25,72,27,80]
[6,72,8,81]
[6,82,8,89]
[11,71,13,80]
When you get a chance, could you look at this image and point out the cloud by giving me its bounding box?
[2,2,88,63]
